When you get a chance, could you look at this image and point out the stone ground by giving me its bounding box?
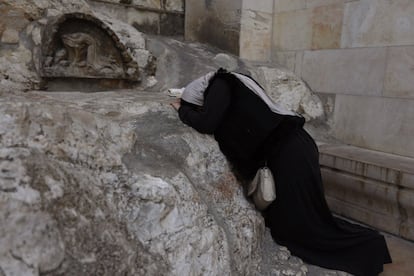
[382,233,414,276]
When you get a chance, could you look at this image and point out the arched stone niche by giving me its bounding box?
[41,13,140,90]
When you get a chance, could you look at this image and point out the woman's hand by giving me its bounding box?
[170,99,181,111]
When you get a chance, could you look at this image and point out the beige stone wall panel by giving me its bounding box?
[342,0,414,48]
[306,0,346,9]
[311,4,344,49]
[240,10,272,61]
[274,0,306,12]
[384,46,414,99]
[302,48,387,95]
[271,50,297,72]
[294,50,304,76]
[333,95,414,158]
[243,0,273,13]
[272,9,312,50]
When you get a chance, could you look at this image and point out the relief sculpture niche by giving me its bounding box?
[41,13,139,90]
[58,32,122,76]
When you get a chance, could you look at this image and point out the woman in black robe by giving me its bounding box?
[171,69,392,276]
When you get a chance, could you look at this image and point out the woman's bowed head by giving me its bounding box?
[172,68,391,276]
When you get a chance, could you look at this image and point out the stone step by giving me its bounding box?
[317,142,414,241]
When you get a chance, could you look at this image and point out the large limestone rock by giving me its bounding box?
[0,91,346,276]
[0,91,263,275]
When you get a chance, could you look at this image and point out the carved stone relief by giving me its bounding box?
[41,13,139,81]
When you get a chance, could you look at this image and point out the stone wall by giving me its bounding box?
[184,0,274,61]
[185,0,242,55]
[256,0,414,239]
[88,0,185,35]
[239,0,274,62]
[0,2,41,91]
[266,0,414,159]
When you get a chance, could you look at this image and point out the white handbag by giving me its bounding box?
[247,166,276,211]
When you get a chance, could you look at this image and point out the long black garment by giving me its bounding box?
[178,73,392,276]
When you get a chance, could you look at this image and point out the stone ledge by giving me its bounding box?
[318,142,414,241]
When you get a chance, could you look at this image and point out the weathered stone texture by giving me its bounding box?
[1,28,20,44]
[306,0,345,9]
[251,66,324,121]
[243,0,273,13]
[273,9,312,50]
[274,0,306,12]
[332,95,414,159]
[272,50,305,77]
[0,88,348,276]
[164,0,184,12]
[88,0,184,36]
[0,4,30,41]
[384,46,414,99]
[341,0,414,48]
[0,46,38,92]
[100,0,161,9]
[272,50,297,72]
[320,143,414,240]
[311,4,343,49]
[240,10,272,61]
[301,48,387,95]
[185,0,241,55]
[0,91,263,275]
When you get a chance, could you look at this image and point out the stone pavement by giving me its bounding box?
[382,233,414,276]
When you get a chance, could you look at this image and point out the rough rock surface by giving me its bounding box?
[0,91,260,275]
[0,91,348,276]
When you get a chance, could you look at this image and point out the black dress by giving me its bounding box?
[178,72,392,276]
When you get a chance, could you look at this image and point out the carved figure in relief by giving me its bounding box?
[54,32,121,75]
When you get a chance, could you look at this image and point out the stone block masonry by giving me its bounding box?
[319,143,414,241]
[268,0,414,160]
